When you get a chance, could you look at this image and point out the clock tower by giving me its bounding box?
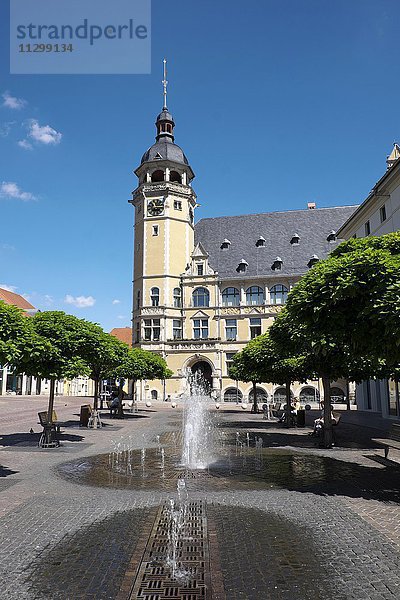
[130,61,197,351]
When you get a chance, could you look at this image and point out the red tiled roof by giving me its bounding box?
[110,327,132,347]
[0,288,35,310]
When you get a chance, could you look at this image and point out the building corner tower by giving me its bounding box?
[130,64,197,399]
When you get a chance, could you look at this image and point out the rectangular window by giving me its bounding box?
[380,205,387,223]
[225,319,237,340]
[174,200,182,210]
[197,264,204,276]
[173,319,182,340]
[144,319,152,341]
[193,318,208,339]
[152,225,159,236]
[365,220,371,236]
[135,322,140,343]
[143,319,160,341]
[249,318,262,339]
[226,352,236,375]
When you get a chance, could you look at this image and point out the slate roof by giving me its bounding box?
[194,205,358,280]
[141,139,189,165]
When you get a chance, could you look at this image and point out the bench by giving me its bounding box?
[372,423,400,459]
[38,410,62,433]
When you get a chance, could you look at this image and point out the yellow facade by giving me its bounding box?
[130,106,348,406]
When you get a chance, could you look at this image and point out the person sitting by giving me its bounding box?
[109,392,119,418]
[312,404,337,436]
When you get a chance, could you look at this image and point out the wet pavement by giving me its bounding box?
[2,398,400,599]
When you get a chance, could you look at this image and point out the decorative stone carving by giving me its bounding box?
[141,307,164,315]
[220,307,240,315]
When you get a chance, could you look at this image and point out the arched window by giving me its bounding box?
[151,170,164,182]
[173,287,182,308]
[270,284,288,305]
[192,287,210,307]
[224,388,243,403]
[246,286,264,305]
[169,170,182,183]
[150,287,160,307]
[299,387,320,403]
[151,390,158,400]
[330,387,345,403]
[249,387,268,403]
[222,287,240,307]
[274,387,293,404]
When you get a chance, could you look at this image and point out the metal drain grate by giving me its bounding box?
[129,501,211,600]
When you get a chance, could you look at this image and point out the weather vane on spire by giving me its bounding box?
[162,58,168,110]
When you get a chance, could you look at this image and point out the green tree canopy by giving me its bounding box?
[114,348,172,382]
[229,332,312,419]
[268,233,400,446]
[0,302,33,367]
[280,232,400,369]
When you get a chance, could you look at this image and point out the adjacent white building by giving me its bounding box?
[337,143,400,419]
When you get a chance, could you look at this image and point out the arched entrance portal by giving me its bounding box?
[190,361,212,395]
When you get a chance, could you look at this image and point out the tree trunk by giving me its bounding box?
[117,379,125,419]
[252,381,258,413]
[93,376,99,411]
[346,380,351,411]
[322,375,333,448]
[285,380,292,428]
[47,378,56,424]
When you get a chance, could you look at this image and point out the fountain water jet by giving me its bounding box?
[181,370,215,470]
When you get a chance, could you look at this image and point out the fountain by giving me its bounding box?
[181,370,215,470]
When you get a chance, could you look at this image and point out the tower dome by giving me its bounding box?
[136,59,194,179]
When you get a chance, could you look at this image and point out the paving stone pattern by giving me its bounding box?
[1,398,400,599]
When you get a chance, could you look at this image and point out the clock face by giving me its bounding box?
[147,198,165,216]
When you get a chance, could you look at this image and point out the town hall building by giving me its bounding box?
[130,90,358,405]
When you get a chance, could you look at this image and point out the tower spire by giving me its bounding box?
[162,58,168,110]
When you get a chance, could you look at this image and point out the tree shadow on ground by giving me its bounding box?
[0,465,18,477]
[219,420,384,450]
[0,431,85,447]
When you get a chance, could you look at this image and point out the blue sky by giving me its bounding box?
[0,0,399,331]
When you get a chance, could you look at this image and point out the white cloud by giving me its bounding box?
[64,294,96,308]
[0,283,17,292]
[0,181,36,201]
[27,119,62,145]
[117,315,127,320]
[43,294,54,306]
[0,121,16,137]
[112,299,121,305]
[2,91,27,110]
[18,139,33,150]
[0,243,15,251]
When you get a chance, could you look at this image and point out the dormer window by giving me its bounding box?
[290,233,300,245]
[197,264,204,276]
[236,259,248,273]
[256,236,266,247]
[220,239,231,250]
[308,255,319,268]
[327,230,336,242]
[272,257,283,271]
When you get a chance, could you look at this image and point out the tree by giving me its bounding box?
[229,332,312,424]
[112,348,172,416]
[26,312,91,445]
[0,302,32,367]
[75,323,130,412]
[268,233,400,447]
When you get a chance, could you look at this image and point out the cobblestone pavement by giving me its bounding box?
[1,397,400,599]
